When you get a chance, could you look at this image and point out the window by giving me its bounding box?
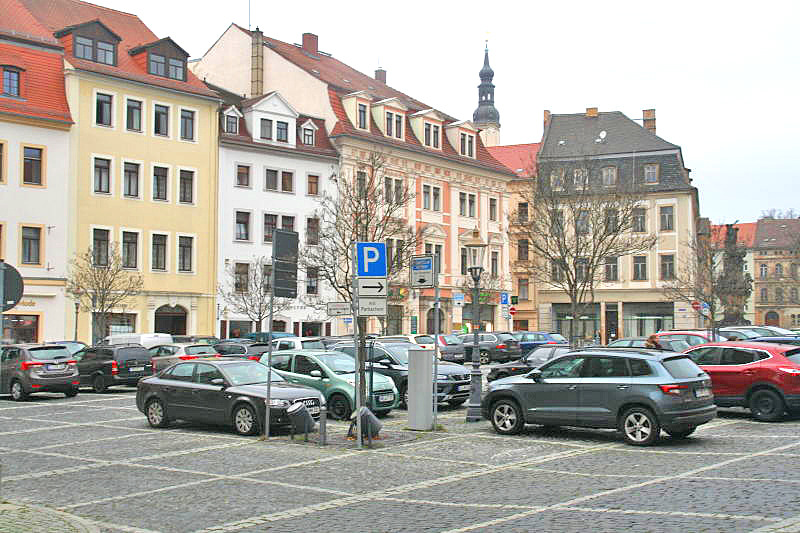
[660,254,675,280]
[96,93,112,126]
[518,239,529,261]
[262,264,272,294]
[152,166,168,201]
[519,278,529,300]
[281,215,294,232]
[491,251,499,277]
[152,234,167,270]
[180,110,194,140]
[122,231,138,269]
[489,198,497,221]
[518,203,528,223]
[776,288,784,303]
[276,121,288,142]
[225,115,238,134]
[357,103,367,129]
[395,114,402,139]
[576,258,589,281]
[265,169,277,190]
[236,165,250,187]
[424,243,442,275]
[96,41,114,65]
[604,208,619,233]
[575,211,590,235]
[149,53,165,76]
[552,209,565,237]
[168,58,184,81]
[468,194,476,217]
[235,211,250,241]
[385,112,393,137]
[551,260,564,282]
[75,36,93,59]
[432,186,441,211]
[459,192,467,216]
[22,147,42,185]
[93,158,110,194]
[234,263,249,292]
[550,171,564,190]
[92,229,109,266]
[583,357,630,378]
[302,128,314,145]
[644,164,659,183]
[154,104,169,136]
[433,125,440,148]
[605,256,619,281]
[423,185,431,210]
[307,174,319,196]
[460,247,468,275]
[776,263,784,277]
[760,264,768,279]
[178,236,193,272]
[179,170,193,204]
[126,99,142,131]
[21,226,40,264]
[281,171,294,192]
[263,214,277,242]
[540,356,585,379]
[573,168,588,188]
[760,287,768,302]
[306,218,319,245]
[660,206,674,231]
[792,288,799,303]
[424,123,431,146]
[260,118,272,139]
[123,162,139,197]
[602,166,617,186]
[2,68,20,97]
[633,255,648,280]
[632,208,646,233]
[460,133,475,157]
[306,267,318,295]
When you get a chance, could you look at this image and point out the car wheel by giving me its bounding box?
[666,427,696,439]
[448,399,466,407]
[329,394,351,420]
[749,389,785,422]
[65,388,79,398]
[146,398,170,428]
[490,399,524,435]
[620,407,661,446]
[10,380,28,402]
[233,404,259,435]
[479,351,490,365]
[92,375,107,393]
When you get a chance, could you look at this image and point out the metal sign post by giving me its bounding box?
[351,242,362,448]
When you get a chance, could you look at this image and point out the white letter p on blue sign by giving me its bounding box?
[356,242,387,277]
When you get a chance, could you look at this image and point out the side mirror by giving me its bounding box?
[211,378,226,387]
[528,369,542,382]
[310,370,323,378]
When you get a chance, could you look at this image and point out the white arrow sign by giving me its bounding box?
[357,277,387,297]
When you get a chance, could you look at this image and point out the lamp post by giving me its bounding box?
[73,301,79,341]
[464,228,487,422]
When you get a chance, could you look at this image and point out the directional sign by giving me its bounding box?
[326,302,352,316]
[410,254,435,288]
[357,277,387,297]
[358,297,387,317]
[500,292,509,305]
[356,242,387,278]
[453,293,465,307]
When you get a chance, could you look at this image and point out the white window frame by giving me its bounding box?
[92,88,117,130]
[90,153,115,197]
[234,209,254,243]
[120,158,144,201]
[235,162,252,189]
[176,165,197,206]
[224,112,239,135]
[601,166,617,186]
[119,227,142,271]
[178,105,199,143]
[644,163,659,184]
[489,197,498,221]
[149,231,170,273]
[175,232,197,275]
[150,162,172,203]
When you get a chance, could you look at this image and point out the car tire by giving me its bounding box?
[749,389,785,422]
[145,398,171,428]
[92,375,107,393]
[329,394,351,420]
[490,399,524,435]
[447,399,466,407]
[232,404,259,436]
[619,407,661,446]
[479,351,490,365]
[10,380,28,402]
[666,427,696,439]
[65,388,79,398]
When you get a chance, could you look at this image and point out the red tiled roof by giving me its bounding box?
[486,143,540,177]
[710,222,757,248]
[15,0,217,99]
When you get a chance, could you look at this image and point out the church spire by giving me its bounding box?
[473,41,500,146]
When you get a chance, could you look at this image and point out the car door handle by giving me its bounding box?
[743,370,755,375]
[617,385,629,390]
[163,387,174,392]
[567,385,577,390]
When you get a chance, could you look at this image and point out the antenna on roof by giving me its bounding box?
[248,0,251,30]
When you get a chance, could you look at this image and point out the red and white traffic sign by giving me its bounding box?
[691,301,701,311]
[509,306,517,316]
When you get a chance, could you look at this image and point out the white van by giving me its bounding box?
[102,333,173,349]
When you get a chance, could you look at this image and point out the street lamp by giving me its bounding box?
[464,228,487,423]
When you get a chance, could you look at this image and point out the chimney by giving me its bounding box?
[543,109,551,128]
[302,33,318,55]
[375,68,386,84]
[586,107,598,118]
[643,108,656,134]
[250,26,264,97]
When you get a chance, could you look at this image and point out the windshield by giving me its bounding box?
[441,335,462,345]
[721,329,758,339]
[301,340,325,349]
[414,335,435,344]
[549,334,568,343]
[383,344,412,364]
[52,342,85,355]
[662,356,705,379]
[118,347,149,360]
[748,327,780,337]
[185,345,217,355]
[785,349,800,364]
[29,347,71,360]
[316,353,356,374]
[223,362,284,385]
[248,345,273,355]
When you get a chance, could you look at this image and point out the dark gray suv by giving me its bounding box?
[482,348,717,446]
[1,344,80,400]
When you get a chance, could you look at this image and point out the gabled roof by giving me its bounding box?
[710,222,757,248]
[754,218,800,250]
[486,143,540,177]
[53,18,120,41]
[539,111,679,158]
[129,36,190,58]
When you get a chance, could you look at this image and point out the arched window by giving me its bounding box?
[760,264,768,279]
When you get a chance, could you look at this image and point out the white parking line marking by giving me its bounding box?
[375,451,491,467]
[0,394,134,410]
[83,520,162,533]
[561,506,780,522]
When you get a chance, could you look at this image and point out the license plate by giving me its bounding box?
[695,388,712,398]
[129,367,144,372]
[307,406,320,415]
[458,384,471,391]
[378,394,394,402]
[46,364,65,370]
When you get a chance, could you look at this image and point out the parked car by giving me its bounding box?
[149,344,220,372]
[244,331,295,342]
[608,337,690,352]
[456,332,522,364]
[482,347,716,445]
[757,325,798,336]
[271,337,326,351]
[376,334,436,350]
[0,344,80,401]
[512,331,569,352]
[749,337,800,347]
[101,333,173,349]
[75,344,152,393]
[171,335,220,345]
[331,341,471,408]
[487,344,573,382]
[433,334,467,362]
[262,350,397,419]
[213,342,273,360]
[218,338,256,344]
[684,341,800,421]
[46,340,88,355]
[319,336,355,349]
[136,359,323,435]
[654,330,721,346]
[718,328,761,340]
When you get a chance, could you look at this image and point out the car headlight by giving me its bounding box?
[436,374,449,380]
[268,399,291,407]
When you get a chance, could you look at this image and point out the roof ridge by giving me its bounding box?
[60,0,140,19]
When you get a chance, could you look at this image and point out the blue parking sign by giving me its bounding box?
[500,292,509,305]
[356,242,387,277]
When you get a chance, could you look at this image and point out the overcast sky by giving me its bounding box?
[102,0,798,223]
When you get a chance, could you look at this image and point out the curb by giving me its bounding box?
[751,515,800,533]
[1,501,100,533]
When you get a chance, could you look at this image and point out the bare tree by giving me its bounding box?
[760,208,799,220]
[509,160,658,343]
[218,256,293,333]
[66,243,143,343]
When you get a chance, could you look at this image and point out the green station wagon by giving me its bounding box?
[260,350,398,419]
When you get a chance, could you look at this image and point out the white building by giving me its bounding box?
[212,88,341,337]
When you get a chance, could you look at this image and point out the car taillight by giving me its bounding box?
[545,341,557,344]
[659,384,688,396]
[247,355,260,361]
[496,344,507,349]
[178,355,199,360]
[21,361,44,371]
[778,367,800,375]
[111,360,118,375]
[67,360,77,366]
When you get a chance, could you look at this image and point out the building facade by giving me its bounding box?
[753,217,800,328]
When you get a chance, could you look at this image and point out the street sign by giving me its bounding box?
[500,292,509,305]
[357,277,387,297]
[358,297,387,317]
[453,293,465,307]
[510,295,519,305]
[356,242,387,277]
[326,302,352,316]
[0,261,24,312]
[691,301,701,311]
[410,254,435,288]
[502,313,512,319]
[509,307,517,316]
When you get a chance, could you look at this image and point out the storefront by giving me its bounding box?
[551,302,675,343]
[2,314,40,343]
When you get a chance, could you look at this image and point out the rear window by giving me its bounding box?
[414,336,435,344]
[550,334,568,343]
[117,347,149,360]
[301,340,325,349]
[185,345,217,355]
[662,356,704,379]
[442,335,462,345]
[29,347,71,360]
[785,349,800,365]
[248,345,272,355]
[496,334,515,342]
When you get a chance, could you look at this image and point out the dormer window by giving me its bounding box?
[357,103,367,129]
[460,133,474,157]
[168,58,184,81]
[303,127,314,145]
[260,118,272,139]
[225,115,238,134]
[74,36,116,65]
[75,36,93,59]
[2,67,20,97]
[424,123,441,148]
[97,41,114,64]
[385,111,402,139]
[276,121,288,142]
[149,54,166,76]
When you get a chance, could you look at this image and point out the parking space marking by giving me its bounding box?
[560,506,780,522]
[84,520,162,533]
[464,433,594,448]
[59,477,225,510]
[0,394,135,410]
[375,451,491,467]
[691,475,800,484]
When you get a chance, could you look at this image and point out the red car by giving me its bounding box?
[684,341,800,421]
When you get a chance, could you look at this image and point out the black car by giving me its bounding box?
[75,344,153,392]
[136,359,323,435]
[487,344,573,382]
[213,342,273,360]
[457,332,522,364]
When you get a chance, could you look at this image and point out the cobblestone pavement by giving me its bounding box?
[1,388,799,532]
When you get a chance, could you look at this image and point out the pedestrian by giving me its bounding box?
[645,334,663,349]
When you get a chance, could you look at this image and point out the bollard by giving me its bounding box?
[287,402,315,442]
[319,404,327,446]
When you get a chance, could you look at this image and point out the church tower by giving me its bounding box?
[472,42,500,147]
